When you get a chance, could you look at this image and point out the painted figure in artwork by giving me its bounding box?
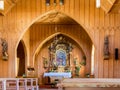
[56,50,66,66]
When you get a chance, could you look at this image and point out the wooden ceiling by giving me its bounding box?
[0,0,120,15]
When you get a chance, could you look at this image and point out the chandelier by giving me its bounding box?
[46,0,64,6]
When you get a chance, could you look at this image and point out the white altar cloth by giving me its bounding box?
[43,72,71,78]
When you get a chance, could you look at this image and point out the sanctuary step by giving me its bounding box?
[39,89,58,90]
[39,84,58,89]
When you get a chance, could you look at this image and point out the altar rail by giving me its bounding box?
[57,78,120,90]
[0,78,38,90]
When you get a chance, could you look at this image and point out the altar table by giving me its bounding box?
[43,72,72,78]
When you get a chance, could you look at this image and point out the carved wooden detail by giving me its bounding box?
[47,35,73,72]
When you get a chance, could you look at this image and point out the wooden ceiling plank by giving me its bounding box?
[108,0,116,4]
[109,0,120,13]
[101,0,116,13]
[110,4,120,13]
[114,0,120,4]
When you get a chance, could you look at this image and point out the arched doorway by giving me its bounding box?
[17,40,26,77]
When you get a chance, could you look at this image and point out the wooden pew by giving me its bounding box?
[57,78,120,90]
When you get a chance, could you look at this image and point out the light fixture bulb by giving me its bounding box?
[96,0,100,8]
[0,0,4,10]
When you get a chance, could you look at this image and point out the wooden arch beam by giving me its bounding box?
[100,0,116,13]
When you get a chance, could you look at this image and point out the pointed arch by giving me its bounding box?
[16,40,27,77]
[15,10,96,77]
[33,32,89,66]
[17,10,95,49]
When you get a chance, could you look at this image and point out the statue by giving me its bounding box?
[1,38,8,60]
[104,36,109,60]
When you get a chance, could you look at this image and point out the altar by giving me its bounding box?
[42,35,73,85]
[43,72,71,84]
[44,72,72,78]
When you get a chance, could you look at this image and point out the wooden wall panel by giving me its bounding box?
[95,7,100,26]
[114,29,120,77]
[85,0,90,27]
[89,0,95,27]
[98,29,104,78]
[0,0,120,78]
[108,29,114,78]
[74,0,80,21]
[69,0,74,17]
[99,8,105,26]
[93,29,99,77]
[80,0,85,25]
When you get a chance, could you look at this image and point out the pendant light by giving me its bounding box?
[46,0,50,6]
[60,0,64,5]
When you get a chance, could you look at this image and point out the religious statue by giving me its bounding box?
[1,38,8,60]
[104,36,109,60]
